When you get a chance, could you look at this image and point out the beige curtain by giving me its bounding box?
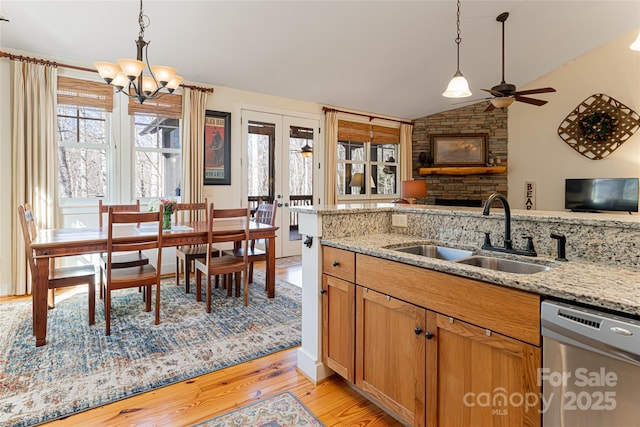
[180,88,208,209]
[400,123,414,181]
[324,111,338,205]
[10,61,59,295]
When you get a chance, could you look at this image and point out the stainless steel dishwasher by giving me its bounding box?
[541,300,640,427]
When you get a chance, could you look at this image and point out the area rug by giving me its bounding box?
[195,392,324,427]
[0,276,301,427]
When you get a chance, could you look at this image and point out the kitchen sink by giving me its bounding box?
[455,255,551,274]
[392,245,474,261]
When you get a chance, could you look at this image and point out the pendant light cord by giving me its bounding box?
[455,0,462,72]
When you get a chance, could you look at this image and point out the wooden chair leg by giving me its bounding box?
[175,255,180,287]
[48,288,55,309]
[184,257,191,294]
[196,269,202,302]
[235,272,241,298]
[248,262,254,283]
[155,282,161,325]
[226,274,233,297]
[88,280,96,326]
[206,273,213,313]
[244,272,249,307]
[145,285,152,312]
[214,275,219,288]
[105,289,111,336]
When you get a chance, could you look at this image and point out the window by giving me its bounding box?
[56,76,182,205]
[57,105,109,198]
[133,115,181,199]
[336,120,399,199]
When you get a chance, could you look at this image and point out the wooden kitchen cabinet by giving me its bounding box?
[321,246,356,382]
[321,274,355,382]
[426,311,541,427]
[355,286,426,426]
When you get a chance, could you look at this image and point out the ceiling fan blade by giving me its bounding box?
[484,103,497,112]
[482,88,504,97]
[515,96,548,106]
[513,87,556,96]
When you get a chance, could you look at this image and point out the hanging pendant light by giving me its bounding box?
[631,30,640,51]
[443,0,472,98]
[94,0,183,104]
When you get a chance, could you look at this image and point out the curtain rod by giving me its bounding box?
[1,50,214,93]
[322,106,413,126]
[0,50,95,72]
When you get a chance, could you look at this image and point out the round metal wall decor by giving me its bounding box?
[557,93,640,160]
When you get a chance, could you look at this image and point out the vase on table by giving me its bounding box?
[162,212,172,230]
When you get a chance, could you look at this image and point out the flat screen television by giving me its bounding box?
[565,178,639,213]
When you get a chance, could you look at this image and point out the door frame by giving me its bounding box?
[239,105,321,258]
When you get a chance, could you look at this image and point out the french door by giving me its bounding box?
[241,110,317,257]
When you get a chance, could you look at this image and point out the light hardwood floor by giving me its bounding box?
[5,258,401,426]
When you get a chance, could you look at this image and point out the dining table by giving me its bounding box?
[29,219,278,347]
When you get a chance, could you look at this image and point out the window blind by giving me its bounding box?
[337,120,399,144]
[128,93,182,119]
[57,77,114,112]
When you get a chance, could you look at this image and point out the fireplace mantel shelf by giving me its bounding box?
[417,166,507,176]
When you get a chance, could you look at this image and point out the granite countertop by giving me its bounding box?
[321,233,640,317]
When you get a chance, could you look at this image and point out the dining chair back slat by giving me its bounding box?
[174,199,214,293]
[102,205,163,335]
[194,205,251,312]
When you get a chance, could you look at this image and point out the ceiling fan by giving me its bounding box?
[482,12,556,112]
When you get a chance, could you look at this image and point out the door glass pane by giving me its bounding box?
[247,121,275,212]
[288,126,313,241]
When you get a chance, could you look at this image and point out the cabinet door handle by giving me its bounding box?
[332,261,339,267]
[414,327,423,335]
[425,332,434,340]
[320,289,327,294]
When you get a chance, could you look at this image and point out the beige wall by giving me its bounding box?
[508,29,640,211]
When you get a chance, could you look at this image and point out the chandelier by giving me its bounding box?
[93,0,182,104]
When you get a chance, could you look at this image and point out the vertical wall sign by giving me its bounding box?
[525,181,536,210]
[204,110,231,185]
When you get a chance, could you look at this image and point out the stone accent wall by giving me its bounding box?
[412,102,508,205]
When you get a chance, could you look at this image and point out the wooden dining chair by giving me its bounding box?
[98,200,149,297]
[230,202,277,288]
[194,205,251,312]
[102,206,164,336]
[18,203,96,325]
[174,198,219,293]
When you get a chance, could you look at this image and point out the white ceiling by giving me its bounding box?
[1,1,638,119]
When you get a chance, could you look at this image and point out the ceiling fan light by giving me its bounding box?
[443,71,472,98]
[490,97,515,108]
[117,58,146,80]
[630,30,640,51]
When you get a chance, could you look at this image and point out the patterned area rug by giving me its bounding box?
[276,255,301,269]
[195,392,324,427]
[0,275,301,427]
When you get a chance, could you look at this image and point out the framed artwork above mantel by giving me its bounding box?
[430,134,488,167]
[204,110,231,185]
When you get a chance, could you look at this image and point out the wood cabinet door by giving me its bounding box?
[356,286,426,426]
[322,274,355,382]
[426,311,541,427]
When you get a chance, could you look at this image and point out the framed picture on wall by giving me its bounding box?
[430,134,488,167]
[204,110,231,185]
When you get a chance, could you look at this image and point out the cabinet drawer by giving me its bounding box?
[356,254,541,346]
[323,246,355,282]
